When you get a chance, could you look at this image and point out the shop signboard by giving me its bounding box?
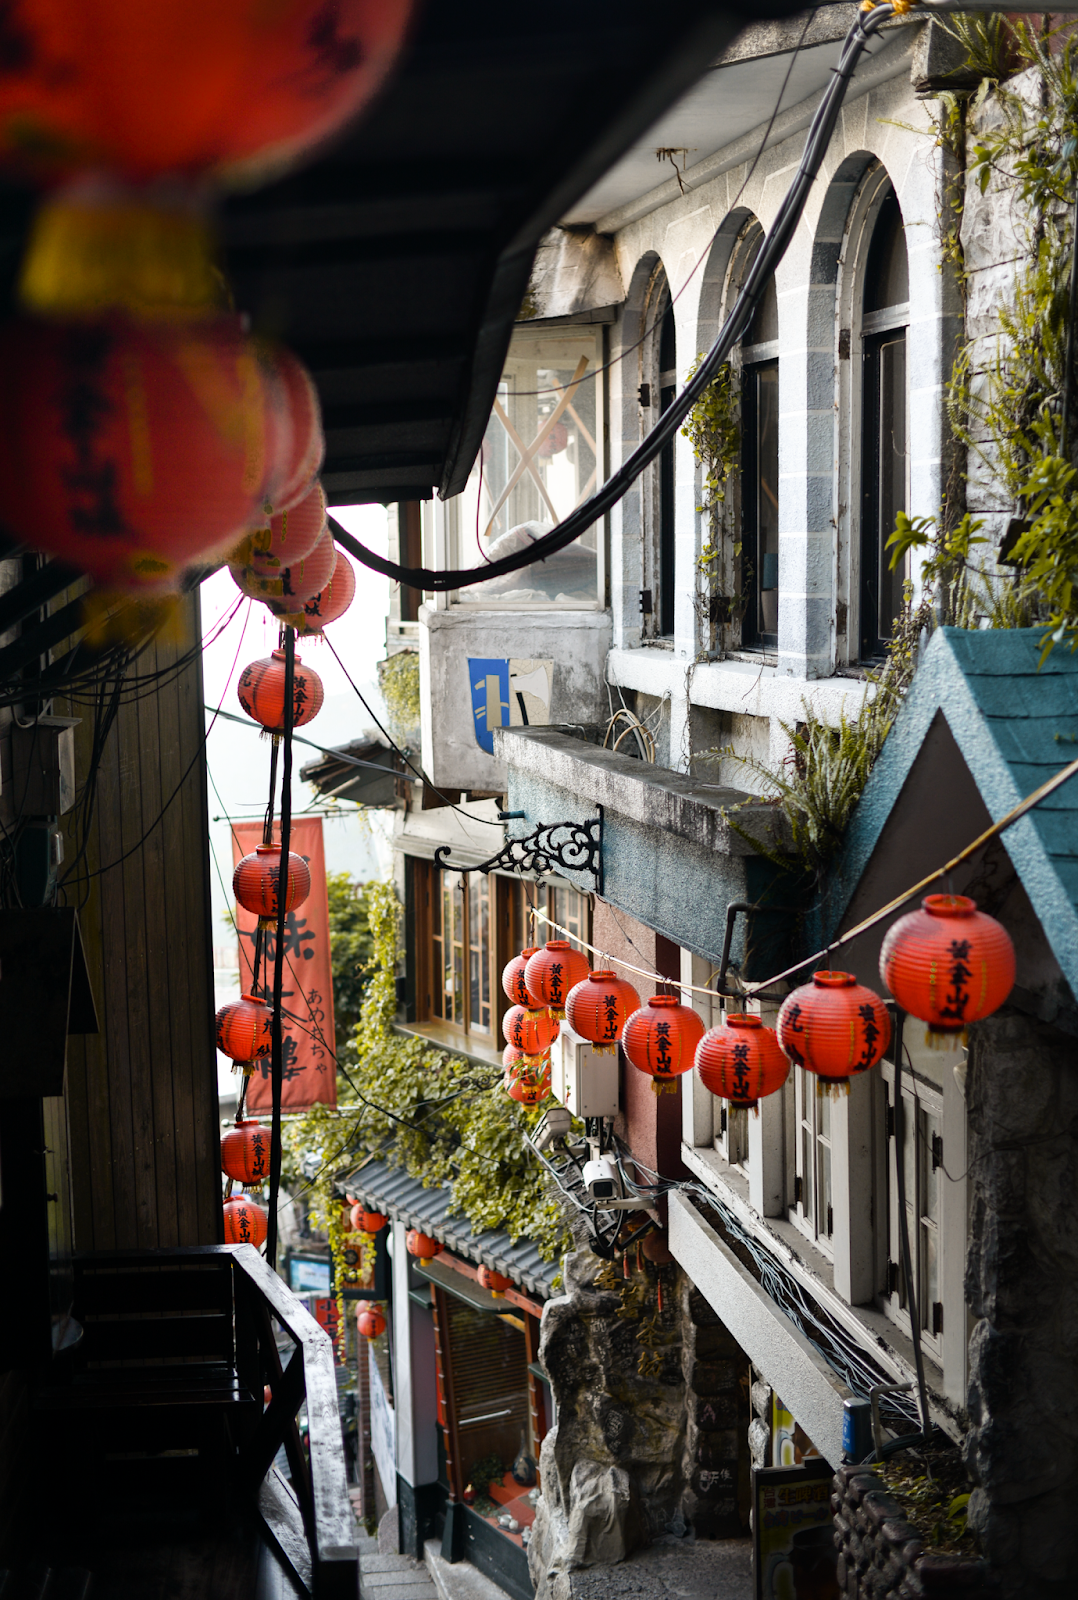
[753,1460,838,1600]
[369,1345,398,1508]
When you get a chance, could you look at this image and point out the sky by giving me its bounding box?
[201,503,395,1095]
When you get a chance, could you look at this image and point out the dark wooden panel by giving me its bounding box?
[57,590,220,1253]
[75,1263,233,1318]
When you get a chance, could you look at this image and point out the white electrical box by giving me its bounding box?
[551,1021,620,1119]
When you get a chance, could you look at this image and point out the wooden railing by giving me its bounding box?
[230,1244,357,1598]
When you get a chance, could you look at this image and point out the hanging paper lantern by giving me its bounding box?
[357,1304,386,1340]
[502,949,540,1007]
[238,649,324,733]
[507,1067,551,1106]
[351,1206,387,1235]
[880,894,1016,1037]
[216,993,273,1063]
[622,995,705,1094]
[223,1194,268,1248]
[270,348,325,512]
[247,479,326,575]
[478,1267,512,1298]
[266,528,338,612]
[502,1005,559,1062]
[777,971,891,1083]
[296,549,356,635]
[0,313,295,591]
[406,1230,443,1261]
[221,1118,272,1189]
[525,941,590,1019]
[503,1043,526,1071]
[695,1015,790,1110]
[565,970,641,1054]
[233,843,312,926]
[0,0,417,185]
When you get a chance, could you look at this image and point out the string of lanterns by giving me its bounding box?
[498,897,1017,1115]
[0,0,414,597]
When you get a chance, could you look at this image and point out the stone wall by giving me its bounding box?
[527,1250,749,1600]
[964,1011,1078,1598]
[831,1464,994,1599]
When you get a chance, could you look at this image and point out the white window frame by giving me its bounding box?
[791,1069,835,1261]
[880,1060,946,1367]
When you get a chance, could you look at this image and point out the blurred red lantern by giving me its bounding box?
[223,1194,268,1248]
[525,942,590,1019]
[406,1231,443,1261]
[507,1067,551,1106]
[233,843,311,925]
[0,0,416,185]
[296,549,356,634]
[777,971,891,1083]
[537,420,569,457]
[502,1005,558,1061]
[216,993,273,1063]
[622,995,705,1093]
[351,1206,387,1235]
[221,1118,271,1188]
[271,348,324,513]
[238,649,324,732]
[502,948,540,1007]
[478,1267,512,1298]
[565,970,641,1054]
[0,314,295,590]
[266,528,338,613]
[248,478,326,576]
[695,1015,790,1110]
[503,1043,526,1071]
[880,894,1015,1037]
[356,1303,386,1339]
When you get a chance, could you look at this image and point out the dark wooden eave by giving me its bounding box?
[220,0,806,507]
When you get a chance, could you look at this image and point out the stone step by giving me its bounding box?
[423,1539,509,1600]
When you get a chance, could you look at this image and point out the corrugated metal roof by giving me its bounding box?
[341,1158,558,1300]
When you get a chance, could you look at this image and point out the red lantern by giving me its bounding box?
[695,1015,790,1110]
[406,1230,443,1261]
[221,1118,271,1188]
[525,941,590,1019]
[478,1267,512,1298]
[357,1303,386,1339]
[880,894,1015,1037]
[507,1067,551,1106]
[777,971,891,1083]
[502,949,540,1007]
[565,970,641,1054]
[238,649,324,733]
[622,995,705,1093]
[271,348,324,513]
[502,1005,559,1061]
[351,1206,387,1235]
[216,993,273,1063]
[233,844,312,925]
[223,1194,268,1248]
[296,549,356,634]
[248,478,326,575]
[0,314,296,590]
[503,1043,526,1071]
[0,0,416,184]
[266,528,338,612]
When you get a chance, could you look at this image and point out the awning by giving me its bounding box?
[343,1158,559,1300]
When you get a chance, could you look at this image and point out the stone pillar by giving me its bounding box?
[964,1011,1078,1598]
[679,1282,749,1537]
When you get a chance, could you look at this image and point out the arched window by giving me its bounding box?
[859,189,909,659]
[657,301,677,637]
[741,269,780,648]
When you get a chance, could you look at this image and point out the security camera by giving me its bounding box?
[583,1155,623,1205]
[533,1105,574,1153]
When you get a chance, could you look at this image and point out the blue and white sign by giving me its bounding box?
[468,657,553,754]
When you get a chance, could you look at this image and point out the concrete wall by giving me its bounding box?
[419,604,611,793]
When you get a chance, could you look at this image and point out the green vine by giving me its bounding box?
[285,881,573,1306]
[378,650,421,746]
[681,358,742,653]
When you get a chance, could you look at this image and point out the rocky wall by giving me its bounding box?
[831,1465,993,1599]
[964,1011,1078,1598]
[528,1250,749,1600]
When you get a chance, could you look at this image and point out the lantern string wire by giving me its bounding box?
[521,749,1078,1003]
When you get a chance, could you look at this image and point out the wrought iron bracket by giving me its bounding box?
[435,810,603,894]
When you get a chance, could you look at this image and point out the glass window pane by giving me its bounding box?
[756,366,779,637]
[923,1223,939,1320]
[877,334,907,642]
[452,328,603,605]
[801,1123,813,1222]
[818,1084,831,1141]
[818,1142,832,1237]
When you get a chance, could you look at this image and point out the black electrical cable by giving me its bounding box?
[328,2,897,595]
[205,703,422,784]
[266,628,295,1269]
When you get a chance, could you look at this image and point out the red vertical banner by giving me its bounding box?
[231,816,337,1111]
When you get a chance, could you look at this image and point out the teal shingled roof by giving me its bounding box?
[823,627,1078,998]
